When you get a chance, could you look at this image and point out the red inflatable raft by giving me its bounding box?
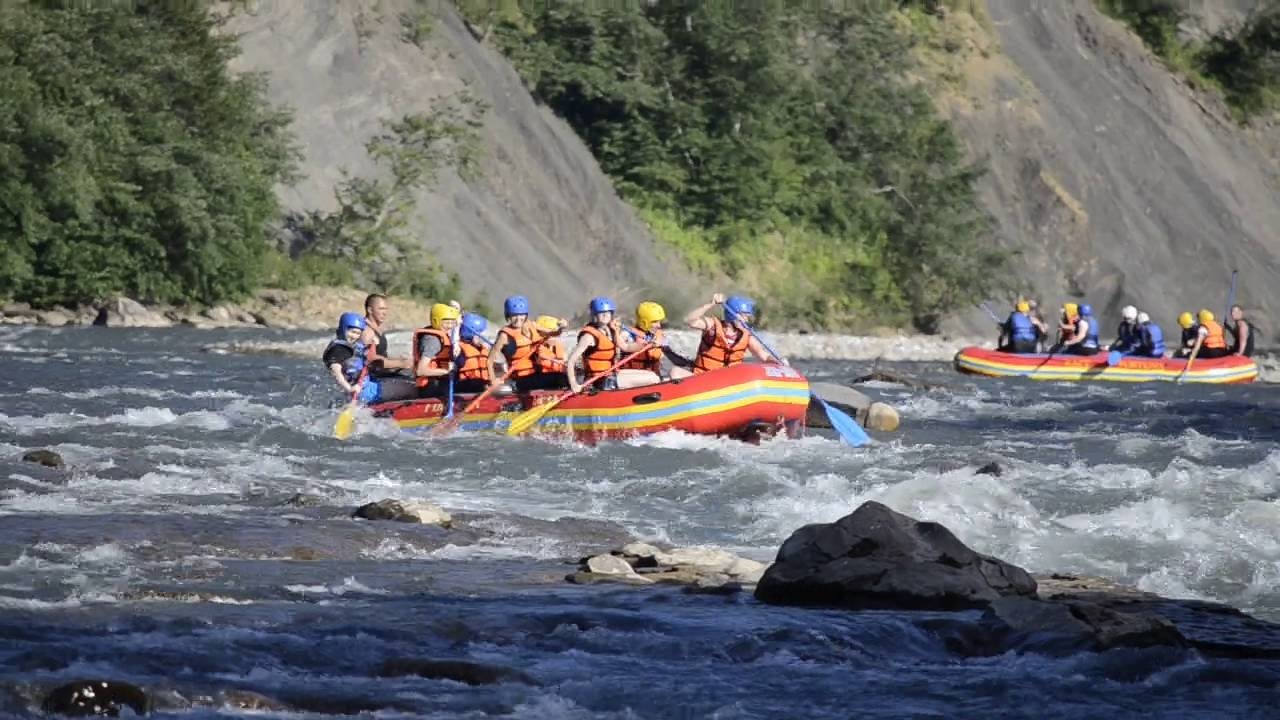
[954,346,1258,383]
[369,362,813,441]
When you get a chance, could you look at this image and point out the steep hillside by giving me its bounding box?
[937,0,1280,335]
[221,0,694,317]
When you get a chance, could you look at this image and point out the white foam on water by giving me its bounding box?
[284,576,388,596]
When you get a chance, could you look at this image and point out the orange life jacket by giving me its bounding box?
[456,340,490,383]
[497,322,543,379]
[693,318,749,374]
[411,327,453,388]
[1201,320,1227,350]
[621,326,663,374]
[536,338,566,374]
[579,323,619,375]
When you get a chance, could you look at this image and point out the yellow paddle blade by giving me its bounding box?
[505,400,556,436]
[333,405,357,440]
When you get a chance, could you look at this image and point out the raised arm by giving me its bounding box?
[685,292,724,331]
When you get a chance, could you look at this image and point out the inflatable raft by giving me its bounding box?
[954,346,1258,383]
[369,363,813,441]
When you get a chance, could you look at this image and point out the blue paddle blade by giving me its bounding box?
[1107,350,1123,366]
[813,395,869,447]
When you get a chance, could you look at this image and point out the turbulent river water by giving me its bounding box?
[2,326,1278,718]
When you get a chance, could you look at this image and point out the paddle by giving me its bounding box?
[443,322,461,419]
[978,301,1003,324]
[733,315,869,447]
[506,342,655,437]
[1107,350,1123,367]
[432,336,544,437]
[333,367,369,440]
[1176,342,1201,384]
[1225,268,1238,320]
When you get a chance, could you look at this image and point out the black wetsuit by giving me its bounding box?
[1227,320,1255,357]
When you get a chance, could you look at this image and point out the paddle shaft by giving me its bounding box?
[1225,269,1238,321]
[979,302,1002,324]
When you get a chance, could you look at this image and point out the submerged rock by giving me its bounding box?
[42,679,150,717]
[22,449,65,470]
[975,461,1003,476]
[352,499,452,527]
[755,501,1037,610]
[377,658,537,686]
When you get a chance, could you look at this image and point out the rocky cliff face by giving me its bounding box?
[942,0,1280,336]
[222,0,693,319]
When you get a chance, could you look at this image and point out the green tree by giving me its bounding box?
[0,1,296,306]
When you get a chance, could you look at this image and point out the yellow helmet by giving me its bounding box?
[534,315,563,334]
[636,301,667,332]
[1062,302,1079,319]
[1197,309,1215,324]
[430,302,461,330]
[1177,311,1194,329]
[1015,300,1030,313]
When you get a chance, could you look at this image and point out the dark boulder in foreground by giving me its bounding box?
[377,658,537,686]
[755,501,1037,610]
[42,679,149,717]
[22,449,65,470]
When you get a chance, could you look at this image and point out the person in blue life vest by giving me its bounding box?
[998,300,1039,354]
[322,312,367,393]
[1054,302,1100,355]
[1132,311,1166,358]
[1108,305,1141,353]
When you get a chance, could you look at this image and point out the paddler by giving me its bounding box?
[412,302,462,397]
[997,299,1038,354]
[355,294,416,402]
[1174,311,1198,358]
[1227,304,1255,357]
[453,312,493,393]
[1108,305,1141,353]
[685,293,785,372]
[621,301,694,379]
[528,315,571,391]
[487,295,543,392]
[1053,302,1100,355]
[1187,308,1231,360]
[323,312,367,394]
[565,296,655,392]
[1134,312,1166,358]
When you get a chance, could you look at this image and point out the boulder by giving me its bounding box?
[377,658,537,686]
[586,553,642,576]
[569,553,654,585]
[975,461,1003,477]
[985,595,1187,653]
[203,305,234,323]
[22,449,65,470]
[755,501,1037,610]
[36,308,72,326]
[352,499,452,527]
[42,679,150,717]
[93,297,172,328]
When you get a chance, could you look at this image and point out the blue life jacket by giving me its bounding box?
[1080,313,1100,349]
[1139,321,1165,357]
[324,339,366,382]
[1005,312,1036,342]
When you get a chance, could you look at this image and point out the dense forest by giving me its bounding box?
[461,1,1002,331]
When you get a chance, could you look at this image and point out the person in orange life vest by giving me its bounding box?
[452,312,493,393]
[412,302,463,397]
[620,301,694,380]
[684,292,784,372]
[1186,308,1232,360]
[487,295,566,392]
[565,296,654,392]
[528,315,572,390]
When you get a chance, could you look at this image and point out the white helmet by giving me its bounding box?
[1137,311,1150,324]
[1122,305,1138,321]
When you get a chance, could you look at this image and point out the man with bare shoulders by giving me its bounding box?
[356,293,416,402]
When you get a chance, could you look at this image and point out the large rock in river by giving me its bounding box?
[755,501,1037,610]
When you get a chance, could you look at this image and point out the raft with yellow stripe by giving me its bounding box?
[370,363,812,441]
[954,346,1258,383]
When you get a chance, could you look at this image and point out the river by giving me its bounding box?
[1,326,1277,717]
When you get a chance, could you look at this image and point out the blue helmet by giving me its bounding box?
[723,295,756,323]
[503,295,530,317]
[459,312,488,342]
[589,296,617,315]
[1079,303,1094,317]
[337,311,366,338]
